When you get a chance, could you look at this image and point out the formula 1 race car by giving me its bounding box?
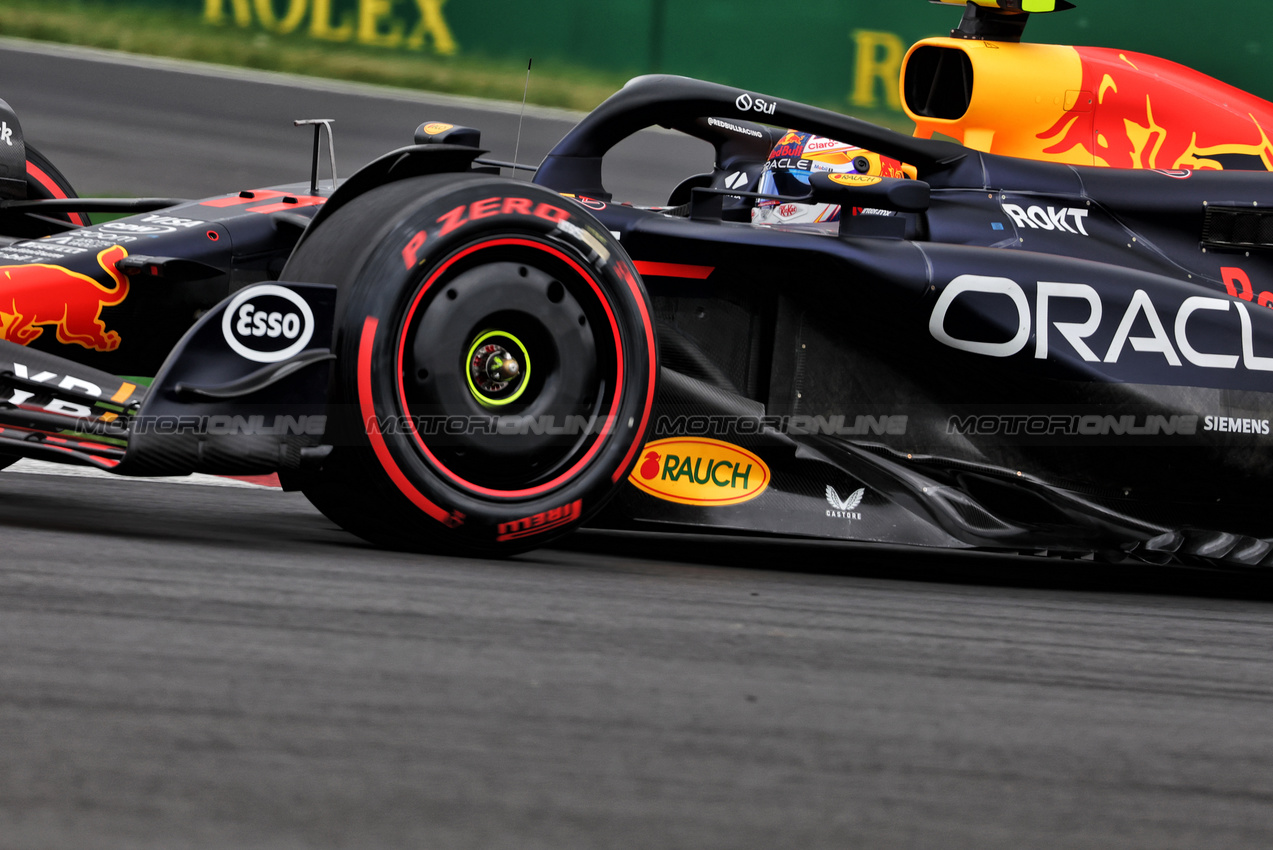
[4,0,1273,567]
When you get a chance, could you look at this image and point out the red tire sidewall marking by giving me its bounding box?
[613,258,656,482]
[26,160,85,227]
[393,237,625,499]
[357,316,451,524]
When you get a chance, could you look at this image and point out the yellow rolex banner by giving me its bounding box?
[85,1,1273,124]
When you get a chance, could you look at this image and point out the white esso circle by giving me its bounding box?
[221,284,315,362]
[736,93,753,111]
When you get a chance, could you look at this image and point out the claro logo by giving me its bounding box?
[222,284,315,363]
[929,274,1273,373]
[629,438,770,506]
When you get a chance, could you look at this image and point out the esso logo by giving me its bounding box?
[222,284,314,362]
[100,222,174,234]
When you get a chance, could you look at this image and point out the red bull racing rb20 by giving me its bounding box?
[4,0,1273,568]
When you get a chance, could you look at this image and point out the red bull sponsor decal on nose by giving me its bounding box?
[0,245,129,351]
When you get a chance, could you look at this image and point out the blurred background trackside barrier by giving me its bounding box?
[26,1,1273,122]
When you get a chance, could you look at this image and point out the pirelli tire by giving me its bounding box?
[0,144,88,239]
[281,173,657,555]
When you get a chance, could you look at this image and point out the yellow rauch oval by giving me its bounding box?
[628,438,770,506]
[829,173,882,187]
[423,122,454,135]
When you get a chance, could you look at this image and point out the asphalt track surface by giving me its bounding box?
[0,37,708,203]
[2,40,1273,850]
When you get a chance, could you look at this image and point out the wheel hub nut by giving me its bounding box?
[466,331,530,406]
[485,348,520,382]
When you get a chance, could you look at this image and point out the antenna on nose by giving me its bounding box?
[294,119,337,195]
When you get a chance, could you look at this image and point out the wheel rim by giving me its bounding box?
[395,237,625,498]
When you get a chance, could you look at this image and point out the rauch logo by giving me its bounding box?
[628,437,770,506]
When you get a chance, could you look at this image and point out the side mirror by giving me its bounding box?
[807,172,931,213]
[414,122,482,148]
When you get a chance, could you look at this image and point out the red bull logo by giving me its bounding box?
[905,38,1273,172]
[1039,47,1273,171]
[770,130,808,160]
[0,245,130,351]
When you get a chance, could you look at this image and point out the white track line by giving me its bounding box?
[0,35,587,121]
[7,458,277,489]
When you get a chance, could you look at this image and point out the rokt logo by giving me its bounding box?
[628,437,770,506]
[222,284,314,363]
[1001,203,1090,236]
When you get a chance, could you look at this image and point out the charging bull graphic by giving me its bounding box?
[1038,47,1273,171]
[0,245,129,351]
[904,38,1273,172]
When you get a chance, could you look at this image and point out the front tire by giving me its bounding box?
[282,173,656,554]
[0,144,87,239]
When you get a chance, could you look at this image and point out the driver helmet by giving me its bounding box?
[752,130,908,228]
